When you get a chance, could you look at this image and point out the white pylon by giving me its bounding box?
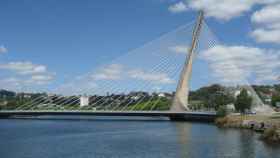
[171,11,204,111]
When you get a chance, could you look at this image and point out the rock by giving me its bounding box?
[242,120,256,129]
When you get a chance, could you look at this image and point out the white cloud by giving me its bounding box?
[168,0,279,21]
[29,75,54,84]
[251,29,280,44]
[91,63,175,84]
[251,4,280,28]
[0,77,20,85]
[0,61,54,86]
[251,4,280,44]
[169,45,189,54]
[128,69,175,84]
[0,74,54,91]
[168,2,188,13]
[0,78,22,91]
[167,1,280,44]
[0,61,48,75]
[0,45,8,54]
[92,64,123,80]
[189,0,258,20]
[200,45,280,84]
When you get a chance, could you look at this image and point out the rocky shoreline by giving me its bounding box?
[215,115,280,143]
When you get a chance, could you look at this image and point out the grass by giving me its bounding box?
[126,98,171,111]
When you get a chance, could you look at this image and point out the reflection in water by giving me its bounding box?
[174,122,192,158]
[239,131,255,158]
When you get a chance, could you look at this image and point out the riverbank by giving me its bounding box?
[215,113,280,143]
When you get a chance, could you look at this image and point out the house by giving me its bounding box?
[80,95,89,107]
[158,93,166,97]
[276,102,280,108]
[226,104,235,112]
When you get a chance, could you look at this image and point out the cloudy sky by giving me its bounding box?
[0,0,280,94]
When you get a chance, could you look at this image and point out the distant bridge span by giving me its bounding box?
[0,111,217,122]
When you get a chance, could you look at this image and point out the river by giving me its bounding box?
[0,116,279,158]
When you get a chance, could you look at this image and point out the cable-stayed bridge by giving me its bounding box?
[0,11,272,121]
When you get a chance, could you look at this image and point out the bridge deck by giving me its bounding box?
[0,111,217,121]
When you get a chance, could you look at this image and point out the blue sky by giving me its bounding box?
[0,0,280,94]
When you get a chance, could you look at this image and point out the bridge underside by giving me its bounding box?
[0,111,217,122]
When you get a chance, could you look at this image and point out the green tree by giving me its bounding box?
[189,84,235,110]
[274,84,280,93]
[212,92,234,110]
[234,89,252,113]
[271,94,280,107]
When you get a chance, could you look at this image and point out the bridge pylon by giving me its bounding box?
[171,11,204,112]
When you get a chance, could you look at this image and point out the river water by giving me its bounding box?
[0,117,279,158]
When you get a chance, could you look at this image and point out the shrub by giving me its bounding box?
[217,106,228,117]
[261,126,280,142]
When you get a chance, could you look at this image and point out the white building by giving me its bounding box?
[226,104,235,112]
[80,95,89,107]
[131,96,140,100]
[158,93,165,97]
